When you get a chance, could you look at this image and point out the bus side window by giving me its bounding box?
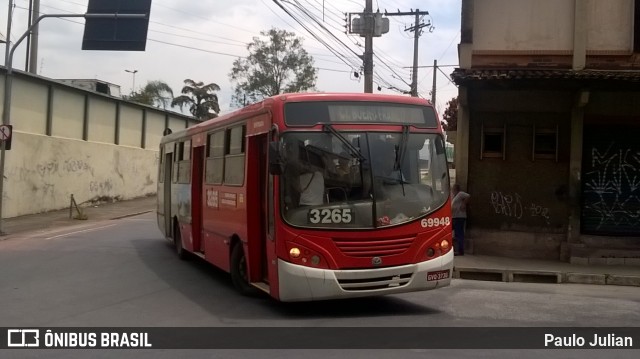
[158,146,165,183]
[224,125,246,186]
[177,140,192,184]
[206,131,225,184]
[172,142,179,184]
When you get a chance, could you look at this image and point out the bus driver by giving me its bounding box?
[298,167,325,206]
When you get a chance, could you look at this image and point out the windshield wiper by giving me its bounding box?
[323,124,366,162]
[394,125,410,196]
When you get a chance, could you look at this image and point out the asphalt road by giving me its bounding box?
[1,213,639,358]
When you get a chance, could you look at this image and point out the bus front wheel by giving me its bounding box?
[230,243,256,296]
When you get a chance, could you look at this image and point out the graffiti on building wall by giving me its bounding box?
[31,159,94,178]
[490,191,551,224]
[89,180,114,193]
[583,143,640,230]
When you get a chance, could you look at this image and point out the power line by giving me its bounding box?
[272,0,361,71]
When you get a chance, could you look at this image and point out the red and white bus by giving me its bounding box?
[157,93,453,301]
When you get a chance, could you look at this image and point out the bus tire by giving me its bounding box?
[230,243,256,296]
[174,222,189,261]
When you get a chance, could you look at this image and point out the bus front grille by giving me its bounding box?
[333,236,414,257]
[336,272,413,291]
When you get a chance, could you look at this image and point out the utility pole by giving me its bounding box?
[383,9,430,96]
[405,9,430,97]
[28,0,40,74]
[363,0,373,93]
[431,59,437,105]
[347,2,389,93]
[410,11,420,97]
[0,0,13,235]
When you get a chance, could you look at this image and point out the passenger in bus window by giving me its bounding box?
[335,152,360,183]
[298,166,325,206]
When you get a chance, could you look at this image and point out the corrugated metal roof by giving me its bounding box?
[451,68,640,85]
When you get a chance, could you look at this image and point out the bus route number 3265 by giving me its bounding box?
[308,208,354,224]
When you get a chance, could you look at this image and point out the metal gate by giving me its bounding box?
[581,125,640,235]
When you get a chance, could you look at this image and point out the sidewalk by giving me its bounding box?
[454,254,640,287]
[1,195,638,287]
[0,195,156,239]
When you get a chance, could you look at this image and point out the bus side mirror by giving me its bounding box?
[269,141,283,175]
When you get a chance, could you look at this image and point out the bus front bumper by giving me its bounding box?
[277,250,453,302]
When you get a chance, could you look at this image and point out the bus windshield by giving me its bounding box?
[280,131,450,229]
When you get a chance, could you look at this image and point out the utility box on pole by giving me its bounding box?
[350,12,389,37]
[373,13,390,37]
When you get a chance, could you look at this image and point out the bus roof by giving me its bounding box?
[161,92,435,143]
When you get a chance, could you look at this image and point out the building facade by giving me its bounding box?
[451,0,640,263]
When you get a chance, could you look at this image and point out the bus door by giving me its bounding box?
[163,151,173,237]
[191,145,205,253]
[246,133,272,286]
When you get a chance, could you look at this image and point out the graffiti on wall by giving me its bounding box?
[31,159,95,178]
[490,191,551,224]
[583,143,640,230]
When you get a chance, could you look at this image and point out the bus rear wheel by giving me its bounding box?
[174,223,189,261]
[230,243,256,296]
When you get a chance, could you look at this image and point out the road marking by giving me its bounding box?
[44,224,118,240]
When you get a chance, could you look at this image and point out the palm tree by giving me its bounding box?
[171,79,221,121]
[126,80,174,109]
[143,81,174,109]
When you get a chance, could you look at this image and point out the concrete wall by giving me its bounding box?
[473,0,633,52]
[0,68,198,218]
[4,132,158,217]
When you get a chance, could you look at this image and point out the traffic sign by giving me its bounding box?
[0,124,13,150]
[0,125,11,140]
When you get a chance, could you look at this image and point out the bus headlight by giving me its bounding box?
[286,241,329,269]
[440,239,450,250]
[289,248,301,258]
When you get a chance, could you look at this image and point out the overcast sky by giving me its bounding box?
[1,0,461,115]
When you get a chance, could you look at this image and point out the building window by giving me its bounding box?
[533,125,558,161]
[206,131,225,184]
[481,123,506,160]
[224,125,246,186]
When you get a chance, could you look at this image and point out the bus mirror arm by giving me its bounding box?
[268,141,283,175]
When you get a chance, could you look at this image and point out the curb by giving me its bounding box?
[453,266,640,287]
[110,210,154,220]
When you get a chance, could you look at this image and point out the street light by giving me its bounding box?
[125,69,138,94]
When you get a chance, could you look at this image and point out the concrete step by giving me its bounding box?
[453,266,640,287]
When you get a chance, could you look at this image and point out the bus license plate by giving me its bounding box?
[427,270,450,281]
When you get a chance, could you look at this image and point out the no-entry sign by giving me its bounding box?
[0,125,11,141]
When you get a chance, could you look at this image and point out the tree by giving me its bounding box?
[126,80,174,109]
[442,96,458,131]
[229,28,317,107]
[171,79,221,121]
